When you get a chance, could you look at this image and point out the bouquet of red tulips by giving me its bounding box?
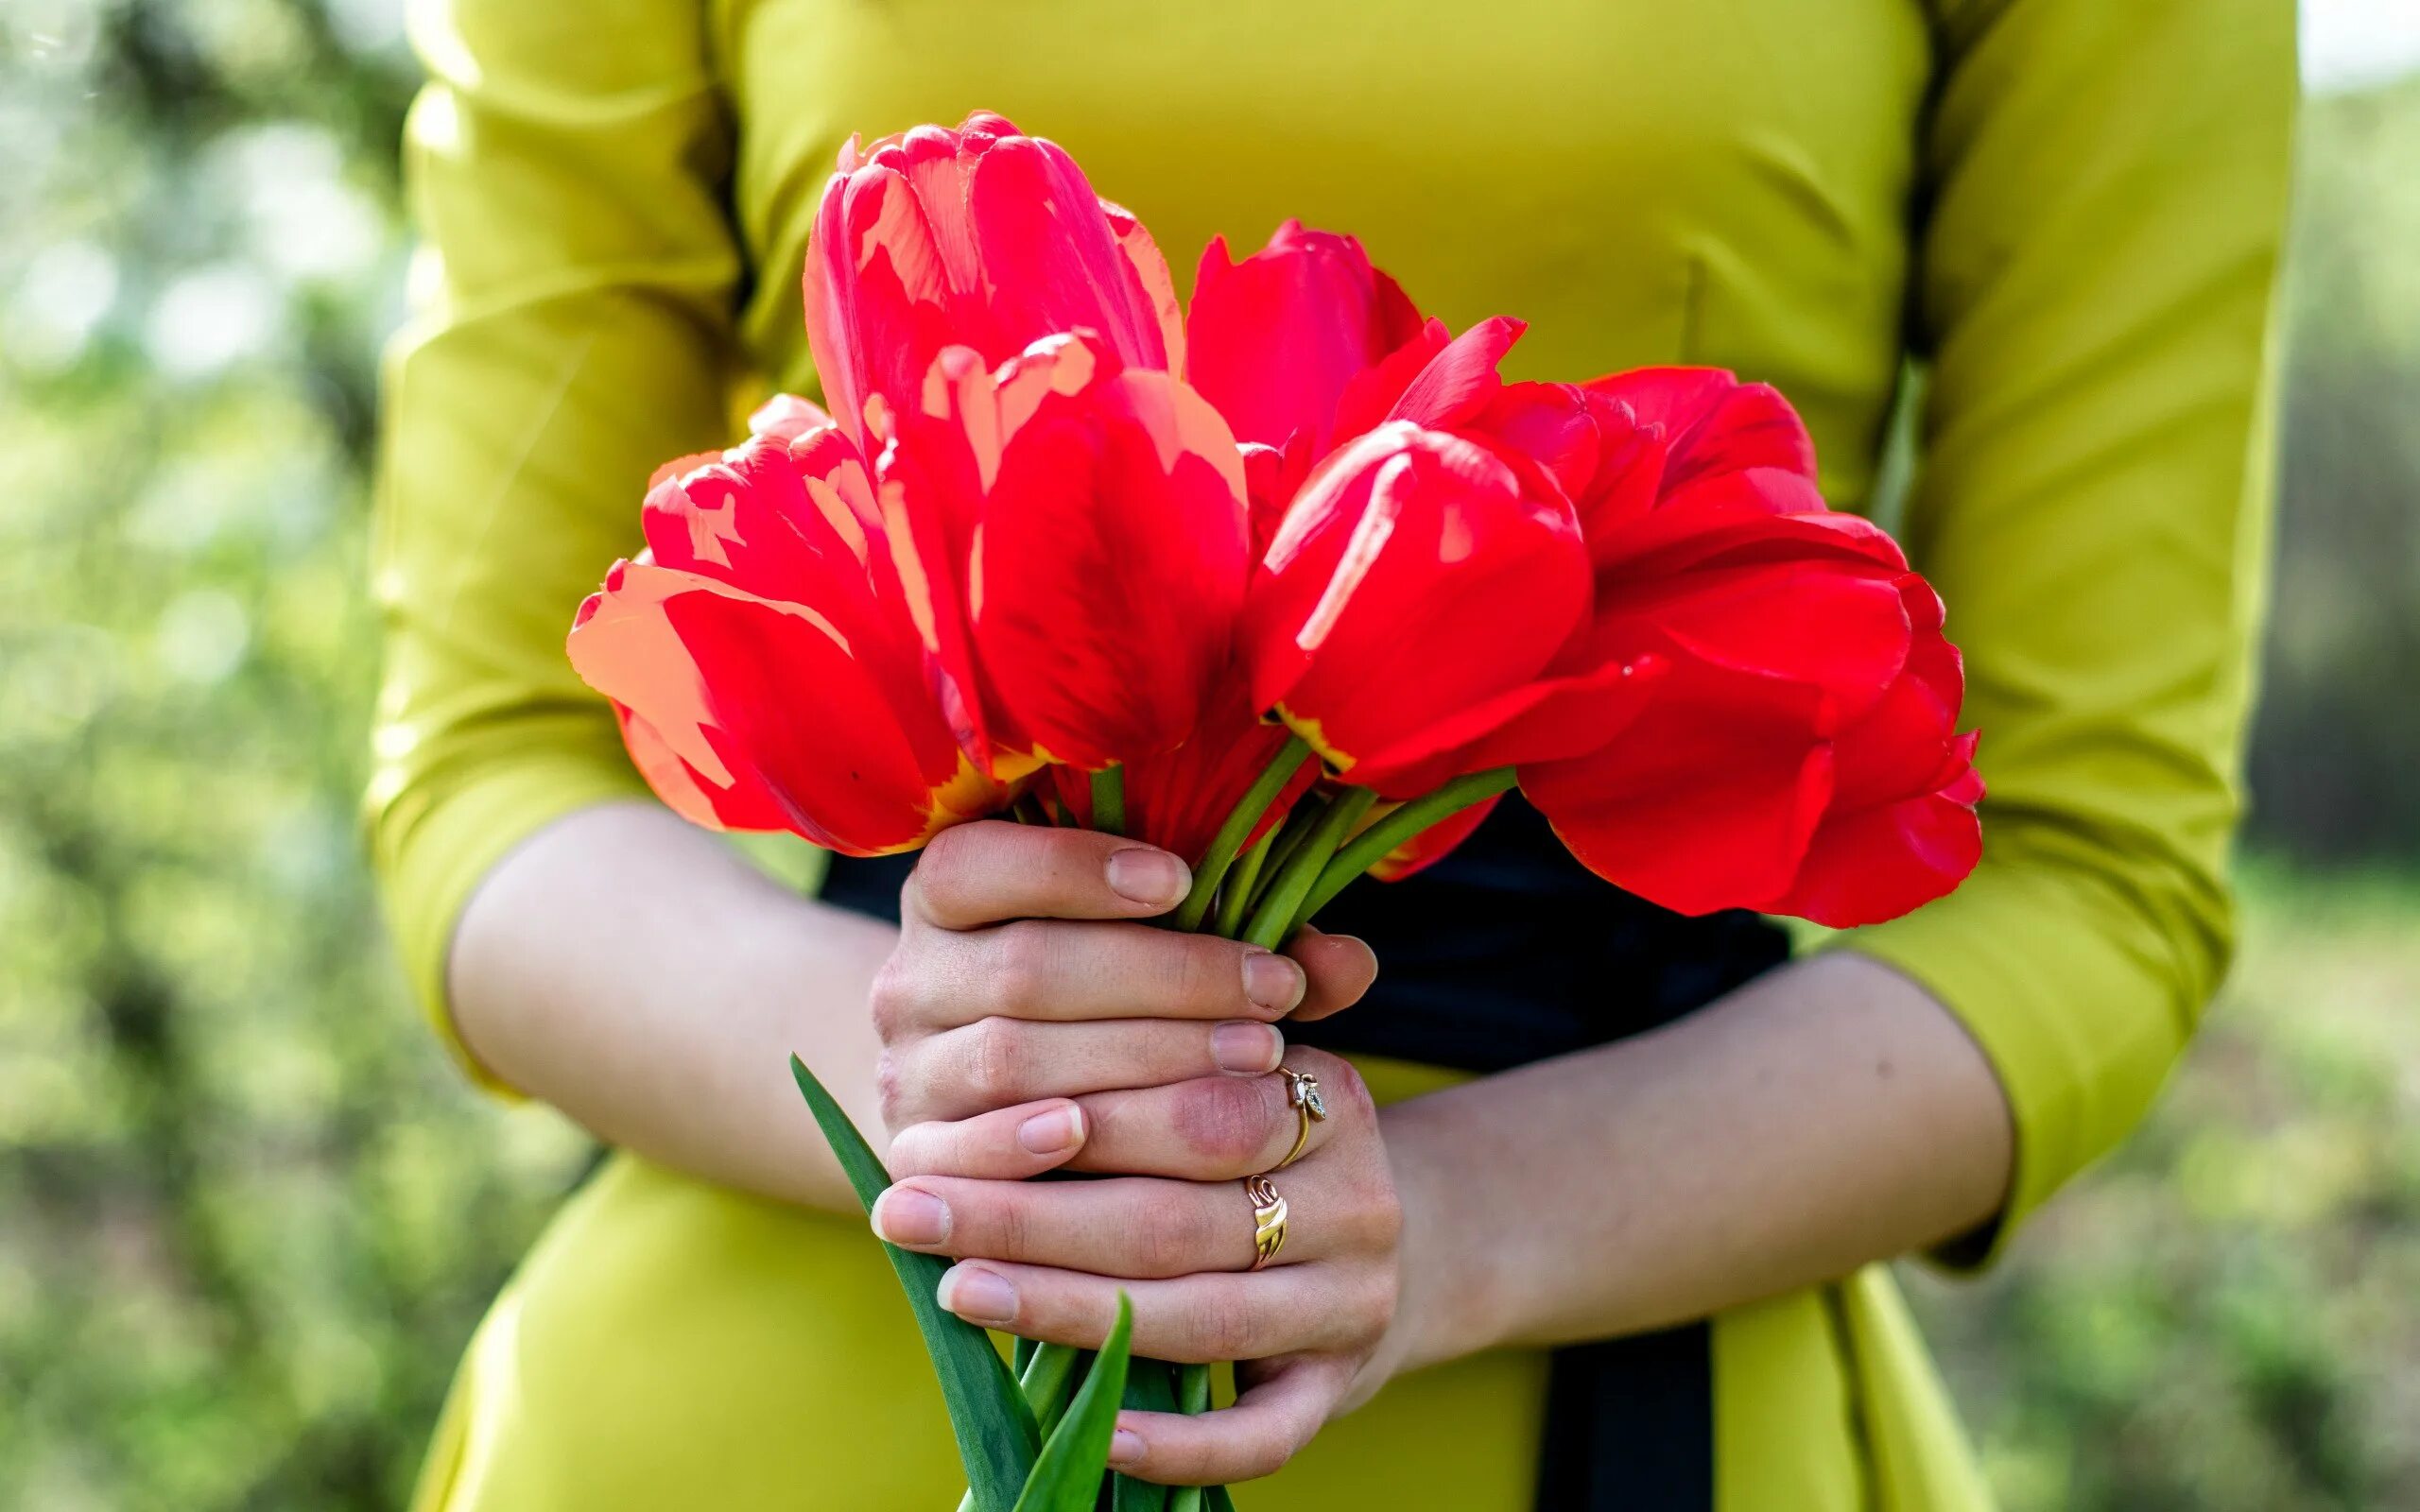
[567,112,1980,1512]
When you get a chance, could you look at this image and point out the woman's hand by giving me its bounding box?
[865,818,1397,1484]
[870,819,1376,1176]
[874,1041,1412,1487]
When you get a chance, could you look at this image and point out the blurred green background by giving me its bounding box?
[2,3,2414,1508]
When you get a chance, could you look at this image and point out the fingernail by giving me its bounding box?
[1109,1428,1146,1468]
[1106,847,1190,907]
[1241,949,1305,1013]
[872,1187,950,1246]
[1212,1020,1284,1074]
[938,1265,1018,1327]
[1017,1105,1084,1154]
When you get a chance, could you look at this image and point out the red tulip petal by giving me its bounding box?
[568,561,992,852]
[1248,422,1591,776]
[1381,317,1526,434]
[1582,367,1817,488]
[1103,199,1187,376]
[1343,654,1663,798]
[804,117,1181,450]
[1329,318,1453,444]
[1591,556,1913,724]
[610,701,790,833]
[966,136,1177,371]
[1521,665,1835,914]
[1185,221,1426,457]
[1762,782,1982,927]
[920,336,1250,769]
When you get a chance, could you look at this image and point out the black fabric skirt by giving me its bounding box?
[818,794,1789,1510]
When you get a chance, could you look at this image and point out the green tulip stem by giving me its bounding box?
[1212,825,1277,939]
[1165,1363,1219,1512]
[1090,765,1127,837]
[1289,767,1518,934]
[1240,787,1378,950]
[1167,734,1314,932]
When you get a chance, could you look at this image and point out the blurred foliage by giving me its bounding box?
[0,2,2414,1508]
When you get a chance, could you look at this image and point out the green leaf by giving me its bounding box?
[1205,1486,1238,1512]
[1013,1294,1135,1512]
[788,1056,1039,1510]
[1022,1343,1088,1435]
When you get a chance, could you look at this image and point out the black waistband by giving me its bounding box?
[817,796,1789,1510]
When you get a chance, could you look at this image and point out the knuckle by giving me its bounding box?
[1317,1058,1378,1125]
[1175,1076,1279,1171]
[867,955,918,1040]
[986,919,1054,1015]
[964,1017,1028,1105]
[873,1048,912,1132]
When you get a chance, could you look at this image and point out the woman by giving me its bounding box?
[371,1,2293,1506]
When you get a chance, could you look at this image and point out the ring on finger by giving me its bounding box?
[1242,1174,1288,1270]
[1273,1066,1328,1171]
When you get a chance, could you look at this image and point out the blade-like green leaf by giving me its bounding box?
[1013,1295,1134,1512]
[1205,1486,1237,1512]
[1022,1342,1087,1434]
[788,1056,1039,1510]
[959,1344,1096,1512]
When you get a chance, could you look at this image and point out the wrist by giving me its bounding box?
[1376,1099,1521,1375]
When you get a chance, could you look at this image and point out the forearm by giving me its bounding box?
[447,801,896,1212]
[1383,950,2012,1369]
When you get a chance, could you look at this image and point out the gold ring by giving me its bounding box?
[1242,1174,1288,1270]
[1273,1067,1328,1171]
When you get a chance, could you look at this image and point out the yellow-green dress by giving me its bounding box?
[369,1,2295,1505]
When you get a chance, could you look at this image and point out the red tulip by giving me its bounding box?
[1505,369,1979,919]
[803,112,1184,449]
[1185,222,1426,463]
[567,415,1024,853]
[892,332,1253,771]
[1241,418,1598,797]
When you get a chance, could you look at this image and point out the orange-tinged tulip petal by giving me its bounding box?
[569,561,1007,854]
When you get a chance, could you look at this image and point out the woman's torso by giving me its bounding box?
[415,6,1998,1509]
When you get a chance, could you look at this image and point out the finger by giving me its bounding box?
[877,1173,1255,1275]
[1065,1071,1340,1180]
[876,1155,1378,1275]
[896,1016,1285,1125]
[906,821,1192,930]
[1285,929,1377,1022]
[906,919,1307,1030]
[932,1260,1387,1363]
[1110,1356,1354,1485]
[884,1098,1089,1180]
